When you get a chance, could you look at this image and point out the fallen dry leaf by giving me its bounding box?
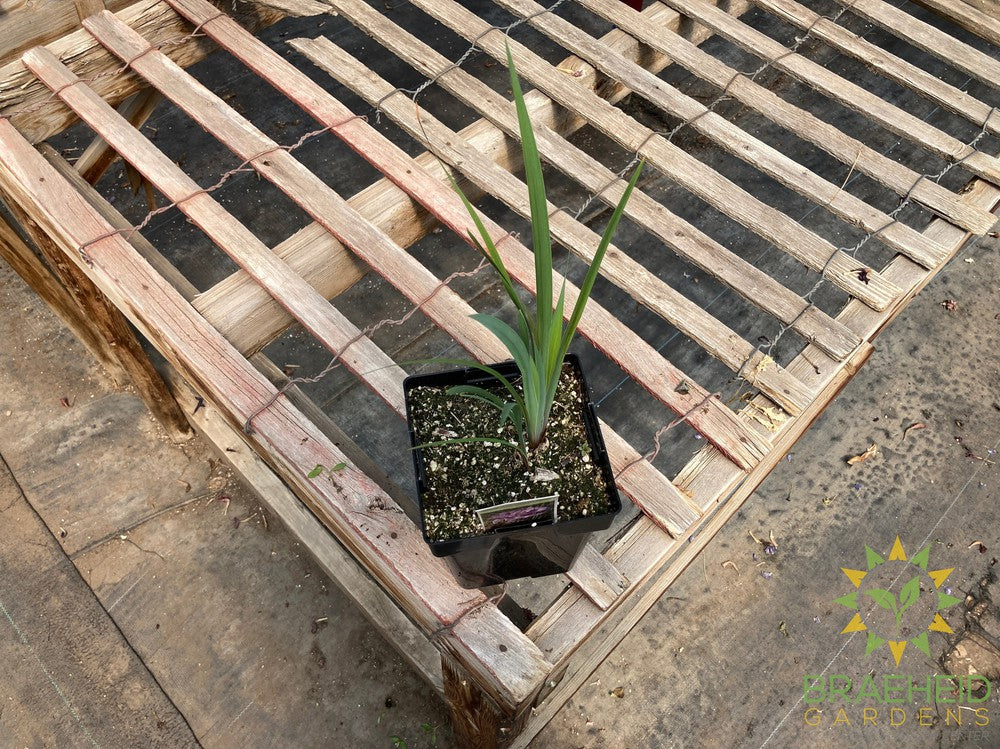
[847,443,879,465]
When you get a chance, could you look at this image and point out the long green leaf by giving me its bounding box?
[560,159,645,362]
[447,384,519,427]
[446,385,526,453]
[447,384,510,414]
[449,172,535,338]
[507,44,551,355]
[547,281,567,380]
[408,356,524,410]
[472,313,543,439]
[471,313,535,372]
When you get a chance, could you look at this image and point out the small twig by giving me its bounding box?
[119,534,165,561]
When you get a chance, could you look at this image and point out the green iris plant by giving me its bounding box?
[427,45,643,463]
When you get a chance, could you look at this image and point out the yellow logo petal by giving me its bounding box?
[840,613,867,634]
[841,568,867,588]
[888,536,907,561]
[928,613,953,634]
[888,641,907,666]
[928,568,954,589]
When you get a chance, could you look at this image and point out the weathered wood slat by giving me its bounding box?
[0,117,551,713]
[490,0,986,252]
[753,0,1000,138]
[837,0,1000,87]
[0,0,286,143]
[910,0,1000,47]
[309,0,862,362]
[657,0,1000,185]
[192,1,681,356]
[75,87,161,184]
[39,142,201,299]
[565,543,630,611]
[0,0,133,64]
[23,47,413,417]
[86,5,708,532]
[124,1,773,473]
[295,36,813,416]
[581,0,994,241]
[402,0,902,311]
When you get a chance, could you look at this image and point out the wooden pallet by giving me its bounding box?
[0,0,997,745]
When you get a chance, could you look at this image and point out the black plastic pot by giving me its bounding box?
[403,353,621,588]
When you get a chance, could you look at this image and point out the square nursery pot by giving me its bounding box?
[403,353,621,588]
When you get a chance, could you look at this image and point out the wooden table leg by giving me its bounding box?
[0,209,130,385]
[442,656,535,749]
[2,197,192,442]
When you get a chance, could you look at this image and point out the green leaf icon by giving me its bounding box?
[865,588,898,615]
[899,575,921,615]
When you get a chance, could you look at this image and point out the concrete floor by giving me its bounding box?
[1,0,999,747]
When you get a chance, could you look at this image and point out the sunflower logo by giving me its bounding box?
[836,536,961,665]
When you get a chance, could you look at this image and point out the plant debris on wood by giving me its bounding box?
[409,362,613,542]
